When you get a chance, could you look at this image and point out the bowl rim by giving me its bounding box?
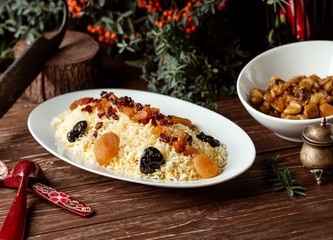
[236,40,333,124]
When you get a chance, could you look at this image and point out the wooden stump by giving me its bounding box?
[14,30,100,103]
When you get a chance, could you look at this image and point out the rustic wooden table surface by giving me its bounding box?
[1,60,333,239]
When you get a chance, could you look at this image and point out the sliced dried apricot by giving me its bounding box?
[172,141,185,153]
[183,145,196,156]
[70,97,91,110]
[121,106,135,116]
[193,153,218,179]
[173,130,188,141]
[169,115,192,128]
[130,110,148,122]
[130,106,151,122]
[94,132,120,165]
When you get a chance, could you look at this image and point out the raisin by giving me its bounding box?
[138,118,149,124]
[152,111,163,120]
[159,119,169,126]
[81,105,92,113]
[196,132,220,147]
[95,122,103,130]
[140,147,165,174]
[98,113,105,119]
[184,135,193,145]
[116,96,134,108]
[93,130,98,138]
[136,103,143,111]
[111,112,119,120]
[67,121,87,142]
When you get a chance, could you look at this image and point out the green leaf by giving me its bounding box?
[287,189,294,197]
[293,190,306,196]
[118,10,133,22]
[5,19,16,26]
[265,154,306,197]
[7,27,16,32]
[98,0,105,7]
[26,32,35,44]
[192,16,199,26]
[290,185,306,191]
[116,23,124,35]
[283,169,293,186]
[278,171,287,186]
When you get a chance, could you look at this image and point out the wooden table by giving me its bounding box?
[1,61,333,239]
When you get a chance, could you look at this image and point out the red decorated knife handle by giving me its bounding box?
[0,174,28,240]
[30,182,94,217]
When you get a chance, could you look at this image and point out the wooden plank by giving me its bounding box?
[0,148,317,237]
[25,185,333,239]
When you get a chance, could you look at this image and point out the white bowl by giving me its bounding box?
[236,40,333,142]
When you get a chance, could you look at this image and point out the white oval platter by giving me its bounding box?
[28,89,256,188]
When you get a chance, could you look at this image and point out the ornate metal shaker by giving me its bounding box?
[300,117,333,184]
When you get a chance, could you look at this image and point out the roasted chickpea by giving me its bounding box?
[249,88,264,106]
[319,103,333,117]
[304,103,319,119]
[283,101,303,115]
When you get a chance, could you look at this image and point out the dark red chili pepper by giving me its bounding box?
[286,0,311,41]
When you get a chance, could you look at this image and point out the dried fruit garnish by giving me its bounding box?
[67,120,88,142]
[196,132,220,147]
[140,147,165,174]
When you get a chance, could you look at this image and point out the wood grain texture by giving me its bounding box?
[14,31,99,103]
[1,60,332,239]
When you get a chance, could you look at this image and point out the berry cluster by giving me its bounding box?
[68,0,227,44]
[67,0,85,18]
[137,0,227,34]
[137,0,162,12]
[137,0,200,34]
[86,24,118,45]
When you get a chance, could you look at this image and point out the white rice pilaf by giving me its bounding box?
[52,93,227,182]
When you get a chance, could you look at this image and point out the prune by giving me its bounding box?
[140,147,165,174]
[67,120,87,142]
[196,132,220,147]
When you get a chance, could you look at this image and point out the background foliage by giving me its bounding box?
[0,0,268,108]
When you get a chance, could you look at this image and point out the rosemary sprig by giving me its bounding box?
[263,154,306,197]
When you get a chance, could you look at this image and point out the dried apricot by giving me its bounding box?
[169,115,192,128]
[193,153,219,178]
[70,97,91,110]
[94,132,120,165]
[151,126,163,135]
[130,106,151,122]
[183,145,196,156]
[121,106,135,116]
